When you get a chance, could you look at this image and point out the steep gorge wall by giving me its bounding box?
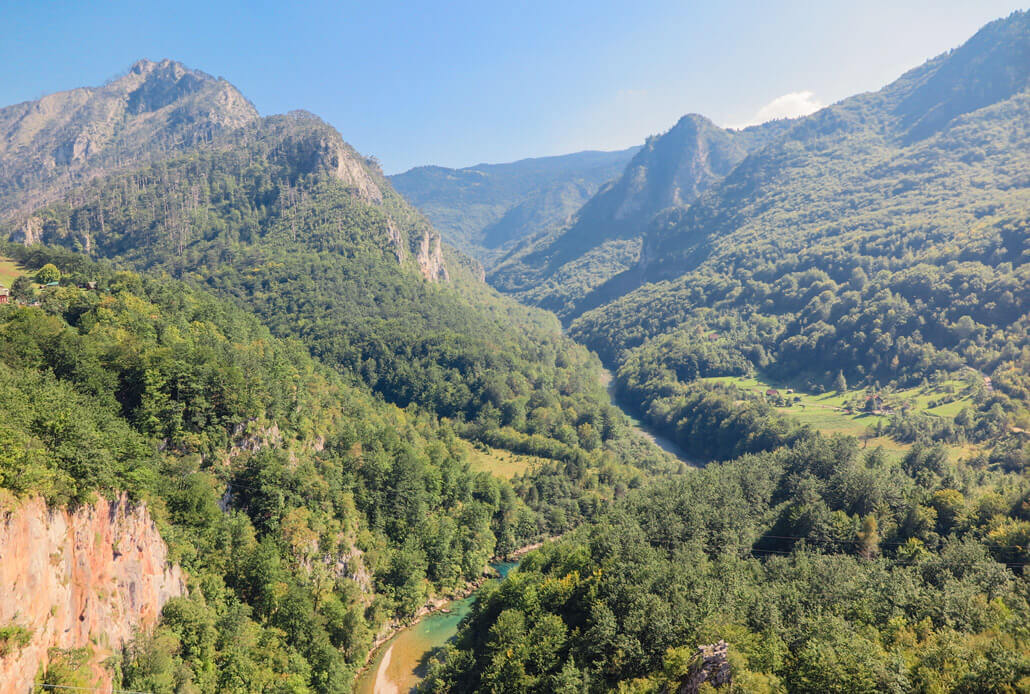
[0,494,185,693]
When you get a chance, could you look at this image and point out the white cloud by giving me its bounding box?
[727,90,824,129]
[615,88,649,101]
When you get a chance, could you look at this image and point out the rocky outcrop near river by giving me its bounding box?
[0,493,185,693]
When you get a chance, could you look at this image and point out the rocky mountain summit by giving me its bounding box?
[2,63,450,282]
[0,59,257,217]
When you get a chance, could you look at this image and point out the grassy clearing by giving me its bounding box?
[0,258,26,287]
[704,374,981,460]
[461,441,546,480]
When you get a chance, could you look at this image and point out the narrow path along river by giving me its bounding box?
[599,368,698,466]
[354,561,519,694]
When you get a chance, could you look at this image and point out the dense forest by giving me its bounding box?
[0,245,664,691]
[396,10,1030,693]
[0,9,1027,693]
[426,432,1030,692]
[0,66,670,689]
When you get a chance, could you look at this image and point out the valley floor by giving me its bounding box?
[599,368,699,466]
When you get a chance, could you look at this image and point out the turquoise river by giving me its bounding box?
[354,561,519,693]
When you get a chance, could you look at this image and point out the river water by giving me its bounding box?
[354,368,693,692]
[354,561,519,694]
[599,368,697,465]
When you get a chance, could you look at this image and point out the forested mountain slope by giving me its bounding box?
[636,10,1030,283]
[416,15,1030,690]
[1,9,1028,692]
[562,10,1030,466]
[0,63,672,689]
[390,147,637,265]
[428,434,1030,692]
[0,245,564,690]
[1,69,670,489]
[488,114,792,317]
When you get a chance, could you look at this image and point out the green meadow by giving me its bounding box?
[703,374,982,459]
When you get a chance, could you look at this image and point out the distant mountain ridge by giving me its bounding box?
[634,8,1030,287]
[487,113,793,316]
[390,147,637,265]
[457,10,1030,322]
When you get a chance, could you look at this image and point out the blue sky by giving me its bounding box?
[1,1,1024,173]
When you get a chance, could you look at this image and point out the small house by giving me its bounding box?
[0,286,8,304]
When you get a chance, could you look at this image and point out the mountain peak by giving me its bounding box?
[0,59,258,216]
[128,57,191,75]
[672,113,718,130]
[111,58,239,117]
[128,57,179,75]
[120,58,221,94]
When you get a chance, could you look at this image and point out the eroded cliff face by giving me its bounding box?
[0,494,185,693]
[328,141,384,204]
[416,230,449,281]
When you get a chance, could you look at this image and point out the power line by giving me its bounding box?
[746,545,1029,569]
[34,684,151,694]
[756,533,1030,551]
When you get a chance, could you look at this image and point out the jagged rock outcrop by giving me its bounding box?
[677,640,731,693]
[328,141,383,203]
[385,218,407,262]
[10,216,42,245]
[273,113,384,204]
[416,229,450,281]
[0,494,185,693]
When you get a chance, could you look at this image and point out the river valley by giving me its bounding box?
[599,368,698,466]
[354,367,695,693]
[354,561,519,694]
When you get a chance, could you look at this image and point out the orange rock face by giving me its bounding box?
[0,494,185,693]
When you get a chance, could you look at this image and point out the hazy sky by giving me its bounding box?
[1,1,1025,173]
